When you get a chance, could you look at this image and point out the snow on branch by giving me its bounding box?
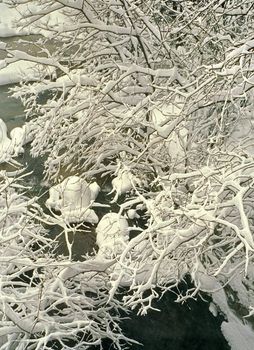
[2,0,254,348]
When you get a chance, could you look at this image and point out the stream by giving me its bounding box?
[0,81,231,349]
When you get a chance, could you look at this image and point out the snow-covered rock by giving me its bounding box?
[0,3,68,38]
[0,118,12,160]
[0,61,46,86]
[89,181,100,201]
[150,103,187,170]
[0,119,29,162]
[0,118,31,163]
[127,209,140,219]
[0,4,29,37]
[111,167,139,202]
[194,261,254,350]
[152,103,181,133]
[46,176,100,224]
[9,127,26,156]
[96,213,129,259]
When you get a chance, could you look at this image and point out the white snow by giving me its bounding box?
[222,319,254,350]
[0,3,68,38]
[227,117,254,155]
[96,213,129,259]
[8,124,32,156]
[0,118,12,161]
[46,176,100,224]
[150,103,188,168]
[151,103,181,131]
[127,209,140,219]
[0,3,69,86]
[0,3,29,37]
[195,262,254,350]
[0,118,29,162]
[110,166,139,202]
[0,61,42,85]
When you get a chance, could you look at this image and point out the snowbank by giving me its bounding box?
[0,3,29,37]
[0,3,67,85]
[0,60,42,85]
[0,3,69,38]
[195,263,254,350]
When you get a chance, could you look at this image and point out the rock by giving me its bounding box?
[96,213,129,258]
[46,176,100,224]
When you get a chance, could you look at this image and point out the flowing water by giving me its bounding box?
[0,29,231,348]
[0,84,25,127]
[0,81,231,349]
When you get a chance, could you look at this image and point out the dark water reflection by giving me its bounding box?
[120,292,230,350]
[99,289,230,350]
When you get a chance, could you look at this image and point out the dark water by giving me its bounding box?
[1,85,231,350]
[96,285,230,350]
[0,84,25,127]
[119,291,230,350]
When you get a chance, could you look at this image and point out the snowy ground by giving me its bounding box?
[0,3,29,37]
[0,2,66,37]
